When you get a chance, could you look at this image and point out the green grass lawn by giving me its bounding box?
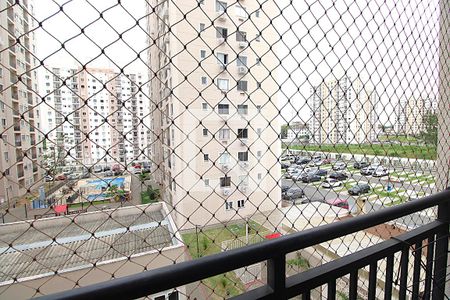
[68,199,110,209]
[182,221,269,298]
[378,135,419,143]
[287,143,436,160]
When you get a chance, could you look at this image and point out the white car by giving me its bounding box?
[373,167,389,177]
[322,178,343,188]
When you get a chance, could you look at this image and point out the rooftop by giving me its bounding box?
[0,203,180,285]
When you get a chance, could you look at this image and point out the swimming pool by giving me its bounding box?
[87,177,125,189]
[86,193,109,201]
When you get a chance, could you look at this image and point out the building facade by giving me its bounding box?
[0,0,43,203]
[147,0,281,229]
[285,121,310,142]
[308,76,377,144]
[40,67,150,167]
[395,97,437,135]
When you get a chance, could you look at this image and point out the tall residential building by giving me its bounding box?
[0,0,43,203]
[40,67,150,167]
[285,121,311,142]
[308,77,377,144]
[395,97,437,135]
[147,0,281,229]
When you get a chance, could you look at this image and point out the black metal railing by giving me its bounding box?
[39,189,450,300]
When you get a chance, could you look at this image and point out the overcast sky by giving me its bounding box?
[34,0,441,125]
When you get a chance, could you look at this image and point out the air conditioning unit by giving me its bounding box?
[222,188,231,196]
[237,66,248,74]
[221,164,229,171]
[238,41,248,48]
[217,37,226,44]
[217,12,227,21]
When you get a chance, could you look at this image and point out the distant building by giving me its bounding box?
[0,203,185,299]
[40,67,150,167]
[395,97,437,135]
[308,76,377,144]
[0,0,44,202]
[285,122,310,142]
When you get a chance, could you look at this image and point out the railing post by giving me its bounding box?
[432,197,449,300]
[267,254,286,299]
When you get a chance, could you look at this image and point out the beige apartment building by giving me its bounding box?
[40,67,150,167]
[309,76,377,144]
[147,0,281,229]
[0,0,43,203]
[395,97,437,135]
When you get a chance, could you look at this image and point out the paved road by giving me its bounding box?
[282,179,354,203]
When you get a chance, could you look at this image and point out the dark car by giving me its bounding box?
[310,169,327,177]
[329,172,349,181]
[295,157,311,165]
[281,185,291,193]
[281,163,290,169]
[282,188,305,200]
[353,161,369,169]
[301,174,322,183]
[348,184,371,195]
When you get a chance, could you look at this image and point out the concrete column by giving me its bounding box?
[435,0,450,296]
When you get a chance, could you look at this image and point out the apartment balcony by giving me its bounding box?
[15,139,21,147]
[38,190,450,299]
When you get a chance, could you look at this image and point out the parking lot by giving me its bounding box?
[281,156,436,209]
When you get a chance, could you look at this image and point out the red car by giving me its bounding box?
[326,198,349,209]
[55,174,67,181]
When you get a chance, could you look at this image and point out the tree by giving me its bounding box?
[281,124,289,139]
[420,113,437,146]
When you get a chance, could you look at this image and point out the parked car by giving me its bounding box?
[329,172,349,181]
[282,188,305,200]
[326,198,349,209]
[322,158,333,165]
[285,169,301,179]
[281,155,296,163]
[295,157,311,165]
[93,165,103,173]
[332,161,347,171]
[55,174,67,181]
[68,173,81,180]
[104,170,114,177]
[132,167,142,175]
[45,175,54,182]
[373,166,389,177]
[353,161,369,169]
[281,162,290,169]
[301,174,322,183]
[322,178,343,188]
[292,170,309,182]
[286,164,300,173]
[310,169,328,177]
[348,183,371,195]
[281,185,291,193]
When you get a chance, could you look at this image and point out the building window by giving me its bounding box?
[237,55,247,66]
[235,5,248,19]
[225,201,233,210]
[201,76,208,85]
[236,31,247,42]
[257,128,262,136]
[238,151,248,161]
[217,53,228,65]
[219,152,230,164]
[218,104,229,114]
[237,128,248,139]
[216,27,228,39]
[203,128,208,136]
[237,200,245,208]
[220,176,231,187]
[237,104,248,115]
[204,179,209,187]
[199,23,205,32]
[257,82,261,88]
[200,50,206,59]
[256,57,261,65]
[258,173,262,180]
[256,105,262,112]
[216,0,227,13]
[255,9,260,17]
[219,128,230,140]
[257,150,262,157]
[255,33,261,41]
[237,80,247,91]
[202,102,208,110]
[204,154,209,161]
[198,0,204,5]
[217,78,229,91]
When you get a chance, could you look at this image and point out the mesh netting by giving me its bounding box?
[0,0,448,299]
